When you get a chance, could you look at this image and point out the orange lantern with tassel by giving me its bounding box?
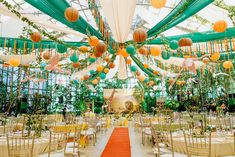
[88,36,99,47]
[150,46,161,56]
[223,61,233,69]
[64,7,79,22]
[30,32,42,43]
[126,58,132,65]
[213,20,227,32]
[133,28,147,42]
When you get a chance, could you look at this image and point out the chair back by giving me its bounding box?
[48,131,67,157]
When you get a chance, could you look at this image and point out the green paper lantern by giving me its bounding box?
[126,45,136,56]
[144,77,149,83]
[109,48,115,54]
[100,73,106,80]
[90,70,96,75]
[162,51,171,60]
[197,51,202,57]
[73,80,79,84]
[56,44,67,54]
[89,57,96,63]
[130,65,137,72]
[70,53,78,63]
[40,63,47,71]
[169,40,178,50]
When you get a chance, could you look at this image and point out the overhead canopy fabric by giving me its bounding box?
[147,0,214,38]
[25,0,102,39]
[150,27,235,44]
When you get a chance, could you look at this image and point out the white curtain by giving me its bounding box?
[100,0,137,79]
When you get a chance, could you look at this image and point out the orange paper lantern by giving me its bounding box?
[95,42,107,54]
[92,79,99,85]
[79,46,89,52]
[178,38,192,47]
[83,75,90,80]
[148,81,154,86]
[213,20,227,32]
[150,46,161,56]
[151,0,167,9]
[105,56,110,62]
[210,52,220,62]
[138,75,146,82]
[72,62,81,68]
[43,51,50,60]
[88,36,99,47]
[223,61,233,69]
[96,77,100,81]
[126,58,132,65]
[118,48,129,58]
[104,68,109,74]
[138,47,148,55]
[95,52,103,57]
[133,28,147,43]
[96,65,104,72]
[136,71,141,76]
[30,32,42,43]
[9,58,20,67]
[144,63,149,68]
[64,7,79,22]
[108,62,115,69]
[153,70,159,75]
[168,78,174,84]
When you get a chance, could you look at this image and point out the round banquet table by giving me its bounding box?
[172,133,234,157]
[0,136,50,157]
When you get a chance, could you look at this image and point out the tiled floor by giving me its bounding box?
[39,123,155,157]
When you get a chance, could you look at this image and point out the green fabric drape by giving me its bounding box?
[25,0,103,39]
[0,37,88,51]
[149,27,235,44]
[147,0,214,38]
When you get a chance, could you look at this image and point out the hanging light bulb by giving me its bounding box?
[224,0,235,6]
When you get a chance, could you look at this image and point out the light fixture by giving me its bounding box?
[224,0,235,6]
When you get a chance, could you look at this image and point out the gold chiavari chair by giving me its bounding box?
[140,117,152,145]
[48,131,68,157]
[183,132,211,157]
[7,134,35,157]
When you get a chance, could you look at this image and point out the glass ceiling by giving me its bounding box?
[0,0,234,42]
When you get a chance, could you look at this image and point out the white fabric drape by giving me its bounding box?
[0,54,36,64]
[0,4,86,38]
[99,0,137,43]
[100,0,137,79]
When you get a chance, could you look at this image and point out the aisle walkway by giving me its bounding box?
[101,127,131,157]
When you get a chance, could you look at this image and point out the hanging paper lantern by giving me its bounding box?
[79,46,89,52]
[105,56,110,62]
[96,65,104,72]
[181,80,186,85]
[197,51,202,58]
[213,20,227,32]
[144,63,149,68]
[108,62,115,69]
[89,57,96,63]
[72,62,81,68]
[70,53,78,63]
[210,52,220,62]
[96,77,100,81]
[118,48,129,58]
[162,51,171,60]
[83,75,90,80]
[92,79,99,85]
[202,57,209,64]
[90,70,96,75]
[176,81,181,86]
[223,61,233,69]
[151,0,167,9]
[169,40,179,50]
[95,52,103,57]
[136,71,141,76]
[126,45,136,56]
[73,80,79,84]
[150,46,161,56]
[130,65,137,72]
[56,44,67,54]
[64,7,79,22]
[126,58,132,65]
[95,42,107,54]
[9,58,20,67]
[138,75,146,82]
[30,32,42,43]
[148,81,154,86]
[100,73,106,80]
[104,68,109,74]
[178,38,192,47]
[133,28,147,43]
[153,70,159,75]
[144,77,149,83]
[88,36,99,47]
[138,47,148,55]
[43,51,50,60]
[109,48,115,54]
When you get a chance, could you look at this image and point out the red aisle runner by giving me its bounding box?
[101,128,131,157]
